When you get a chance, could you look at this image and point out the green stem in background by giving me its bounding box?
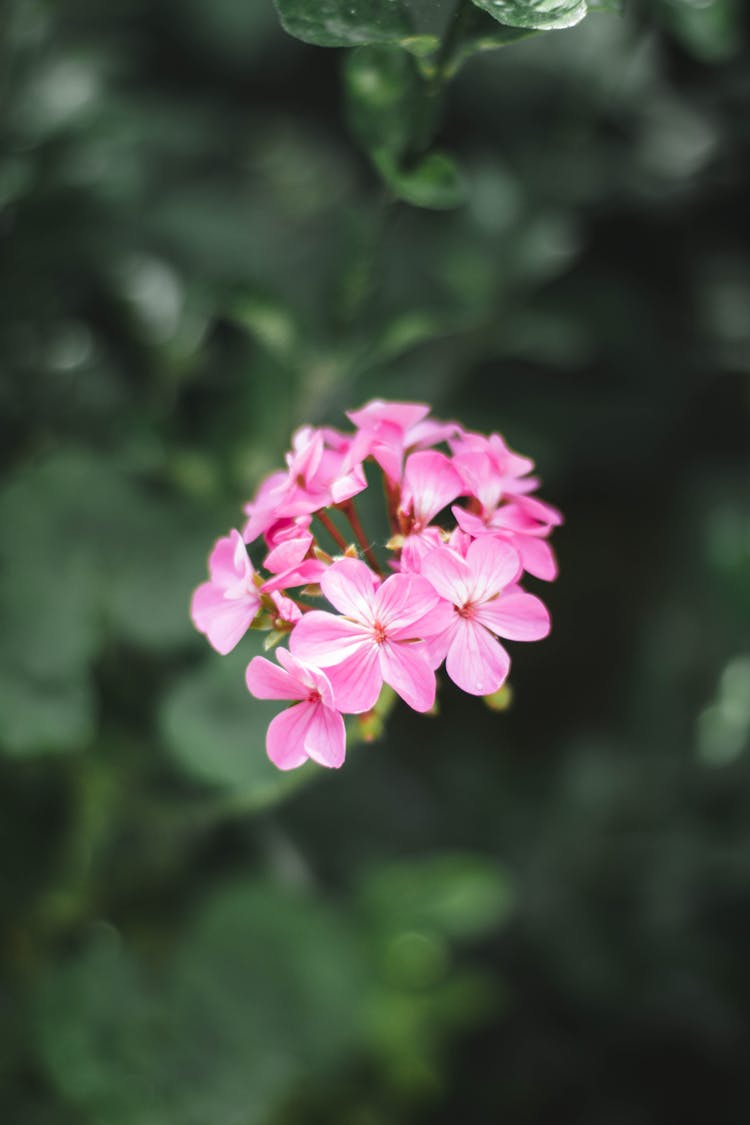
[339,499,384,577]
[434,0,477,80]
[316,509,349,553]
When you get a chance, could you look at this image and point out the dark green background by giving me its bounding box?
[2,1,749,1122]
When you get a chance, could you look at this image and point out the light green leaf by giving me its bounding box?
[470,0,588,32]
[273,0,439,55]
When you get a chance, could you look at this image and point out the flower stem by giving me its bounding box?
[340,500,384,577]
[316,509,349,553]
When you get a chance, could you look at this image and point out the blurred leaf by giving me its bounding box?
[379,150,465,209]
[0,450,214,756]
[345,46,439,163]
[35,881,365,1124]
[470,0,588,31]
[0,673,94,757]
[659,0,743,63]
[273,0,439,55]
[362,853,514,940]
[345,46,464,208]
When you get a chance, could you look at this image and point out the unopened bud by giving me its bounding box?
[483,684,513,712]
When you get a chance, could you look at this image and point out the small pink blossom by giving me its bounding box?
[260,532,327,593]
[420,538,550,695]
[452,499,561,581]
[242,428,365,543]
[345,399,461,483]
[190,530,261,654]
[290,557,453,713]
[246,648,345,770]
[398,450,464,538]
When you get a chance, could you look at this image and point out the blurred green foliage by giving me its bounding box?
[1,0,749,1122]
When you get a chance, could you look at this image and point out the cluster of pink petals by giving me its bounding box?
[191,399,561,773]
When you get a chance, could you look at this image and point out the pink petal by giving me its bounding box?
[347,399,430,432]
[264,515,312,550]
[208,530,250,588]
[261,558,327,593]
[329,463,367,504]
[369,424,406,484]
[421,622,455,670]
[402,450,464,526]
[269,591,302,625]
[516,536,559,581]
[452,505,490,539]
[487,504,541,533]
[378,640,436,712]
[420,546,473,606]
[277,648,337,709]
[445,618,510,696]
[266,704,316,770]
[264,534,313,574]
[407,597,456,640]
[245,655,306,700]
[288,426,324,482]
[374,573,440,636]
[324,644,382,713]
[474,590,551,641]
[465,537,521,603]
[399,527,444,574]
[290,610,371,666]
[320,557,379,621]
[190,584,258,655]
[517,494,564,527]
[406,418,463,450]
[303,702,346,768]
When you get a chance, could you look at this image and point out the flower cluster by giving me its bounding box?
[191,400,562,771]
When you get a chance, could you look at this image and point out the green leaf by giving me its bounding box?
[442,6,538,76]
[470,0,588,32]
[345,46,464,209]
[0,450,216,756]
[35,881,365,1124]
[273,0,439,55]
[361,853,515,940]
[345,45,438,163]
[160,642,312,804]
[379,150,465,209]
[0,673,95,757]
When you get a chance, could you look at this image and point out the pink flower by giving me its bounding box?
[260,532,327,593]
[420,538,551,695]
[451,430,539,505]
[452,499,561,581]
[290,557,453,713]
[246,649,345,770]
[190,530,261,654]
[242,428,365,543]
[345,399,461,483]
[398,450,465,537]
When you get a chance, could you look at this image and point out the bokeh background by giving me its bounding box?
[2,1,749,1122]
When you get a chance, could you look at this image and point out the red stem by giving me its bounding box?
[316,509,349,552]
[340,500,383,578]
